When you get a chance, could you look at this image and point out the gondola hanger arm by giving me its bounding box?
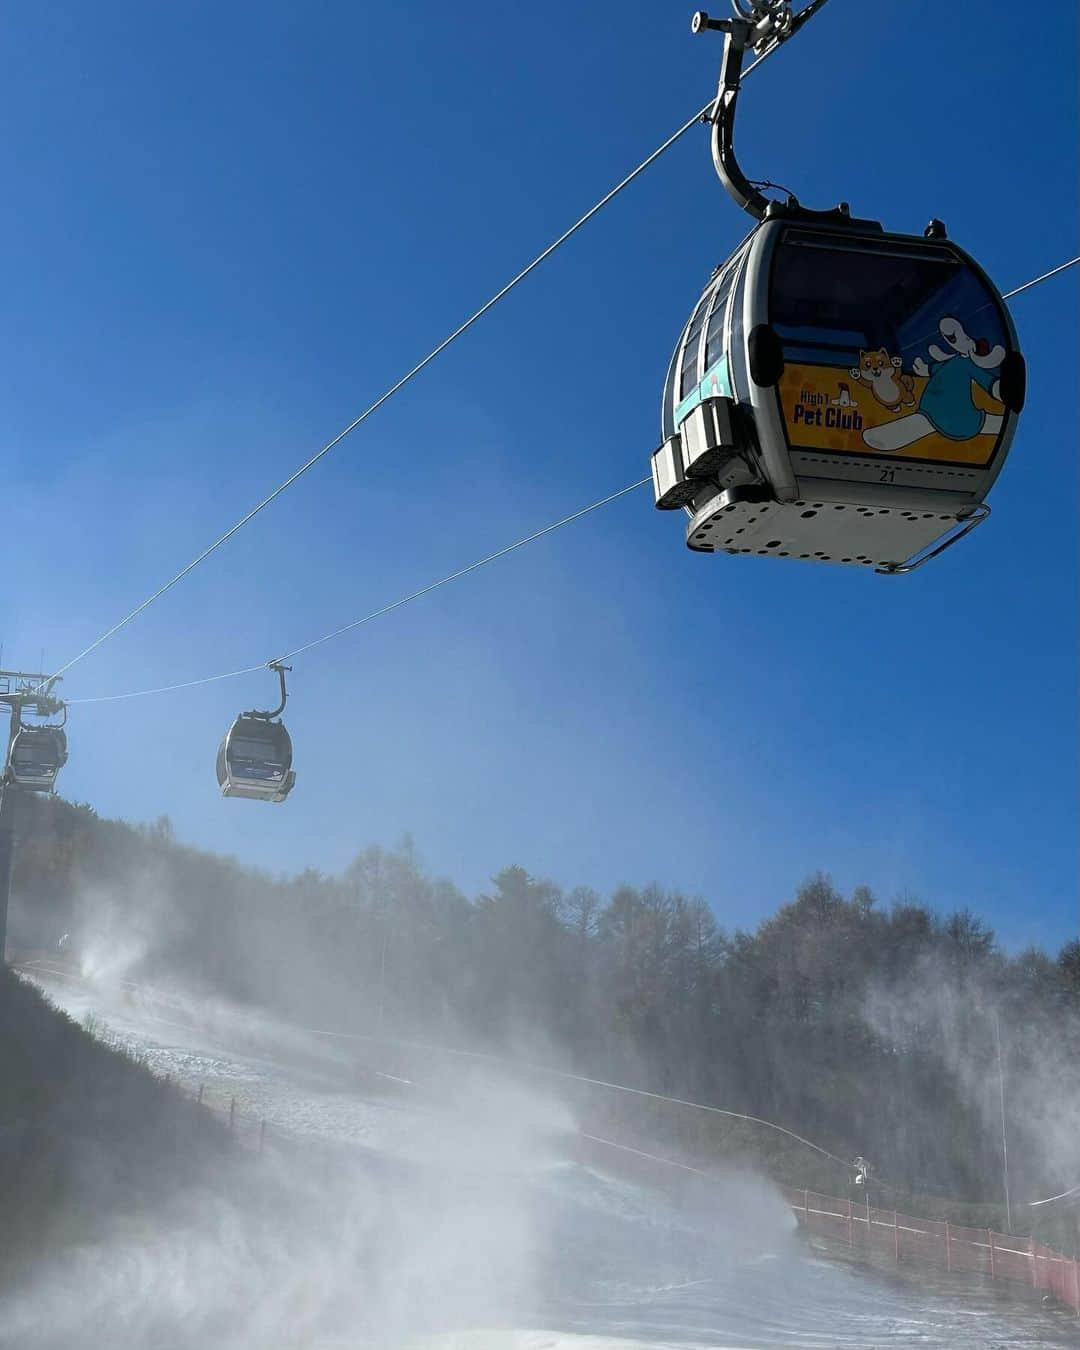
[693,2,842,221]
[693,10,771,220]
[244,661,291,721]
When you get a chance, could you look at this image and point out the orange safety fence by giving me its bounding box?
[781,1185,1080,1317]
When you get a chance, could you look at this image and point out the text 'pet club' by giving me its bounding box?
[793,390,864,431]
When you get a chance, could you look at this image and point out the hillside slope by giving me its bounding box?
[0,963,228,1278]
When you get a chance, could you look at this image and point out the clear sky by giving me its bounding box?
[1,2,1075,952]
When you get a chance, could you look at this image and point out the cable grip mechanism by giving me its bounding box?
[692,3,792,54]
[691,10,772,218]
[692,3,845,222]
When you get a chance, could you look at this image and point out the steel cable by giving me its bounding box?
[40,113,705,691]
[66,477,651,704]
[15,957,858,1171]
[65,254,1080,708]
[39,5,836,695]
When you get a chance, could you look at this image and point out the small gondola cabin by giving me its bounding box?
[8,726,68,792]
[216,716,296,803]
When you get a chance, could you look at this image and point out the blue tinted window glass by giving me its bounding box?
[704,277,733,370]
[679,293,712,397]
[770,234,1008,371]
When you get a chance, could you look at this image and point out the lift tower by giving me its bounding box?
[0,671,64,963]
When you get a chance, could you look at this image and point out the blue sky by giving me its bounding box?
[1,2,1075,952]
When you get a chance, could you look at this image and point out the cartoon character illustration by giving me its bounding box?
[863,317,1005,452]
[831,382,858,408]
[849,349,917,413]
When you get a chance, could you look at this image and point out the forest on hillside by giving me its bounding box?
[10,795,1080,1236]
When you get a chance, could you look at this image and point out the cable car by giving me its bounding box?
[651,7,1025,573]
[216,663,296,803]
[8,723,68,792]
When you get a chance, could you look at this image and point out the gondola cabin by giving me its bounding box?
[216,715,296,803]
[8,726,68,791]
[651,209,1025,572]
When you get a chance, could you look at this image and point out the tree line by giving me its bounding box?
[10,795,1080,1242]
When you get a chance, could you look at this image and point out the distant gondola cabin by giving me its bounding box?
[8,726,68,792]
[216,716,296,803]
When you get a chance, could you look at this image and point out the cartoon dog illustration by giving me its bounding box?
[849,348,917,413]
[862,317,1004,452]
[831,382,858,408]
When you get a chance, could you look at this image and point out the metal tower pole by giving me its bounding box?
[0,694,20,964]
[0,675,61,965]
[0,781,17,965]
[995,1010,1013,1232]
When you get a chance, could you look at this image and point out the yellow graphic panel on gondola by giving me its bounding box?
[779,322,1007,468]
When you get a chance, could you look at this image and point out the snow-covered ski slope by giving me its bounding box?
[7,965,1078,1350]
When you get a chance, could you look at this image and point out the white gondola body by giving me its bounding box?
[7,726,68,792]
[652,213,1024,571]
[216,716,296,803]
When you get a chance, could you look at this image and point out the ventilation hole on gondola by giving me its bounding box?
[757,549,768,555]
[735,527,744,534]
[939,515,951,521]
[779,551,789,557]
[795,501,805,508]
[813,551,826,557]
[813,503,823,508]
[879,509,890,515]
[820,555,832,561]
[801,510,817,518]
[856,555,867,561]
[841,557,852,563]
[766,540,782,548]
[724,504,736,512]
[695,532,707,540]
[799,553,810,559]
[834,505,846,510]
[923,513,933,519]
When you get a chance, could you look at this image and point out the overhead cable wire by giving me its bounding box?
[273,477,651,664]
[14,957,857,1171]
[1001,255,1079,300]
[1026,1180,1080,1209]
[65,663,269,706]
[66,477,651,704]
[303,1019,862,1171]
[66,250,1080,709]
[579,1133,716,1179]
[39,113,703,691]
[39,5,836,695]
